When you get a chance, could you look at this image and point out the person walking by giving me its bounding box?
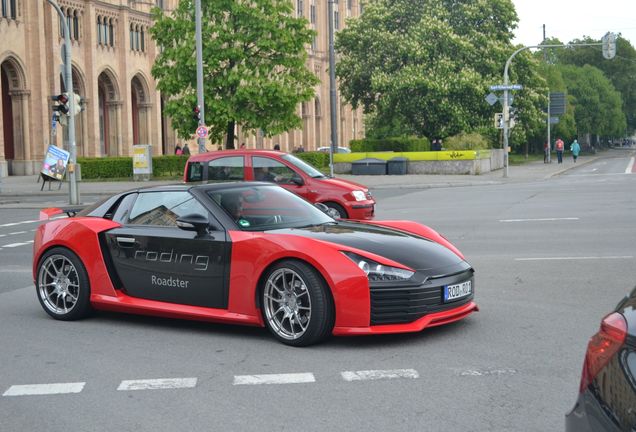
[555,138,564,164]
[182,143,191,155]
[570,139,581,163]
[174,144,182,155]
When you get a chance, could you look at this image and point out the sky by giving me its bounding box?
[512,0,636,47]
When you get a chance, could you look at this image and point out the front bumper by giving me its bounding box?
[346,200,375,220]
[332,301,478,335]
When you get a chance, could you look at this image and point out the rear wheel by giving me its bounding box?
[36,247,92,321]
[261,260,333,347]
[323,202,347,219]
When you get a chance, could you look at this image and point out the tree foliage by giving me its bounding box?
[557,36,636,133]
[559,64,626,138]
[335,0,548,148]
[150,0,318,148]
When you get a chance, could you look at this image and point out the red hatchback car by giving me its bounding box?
[184,150,375,219]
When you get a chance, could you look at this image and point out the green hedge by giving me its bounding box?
[349,137,430,152]
[294,151,330,169]
[77,155,188,179]
[443,133,492,150]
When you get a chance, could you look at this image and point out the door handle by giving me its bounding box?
[116,236,135,247]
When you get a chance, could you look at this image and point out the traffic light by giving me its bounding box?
[193,106,201,122]
[51,93,70,115]
[509,107,518,129]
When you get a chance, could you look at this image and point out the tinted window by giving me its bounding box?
[253,157,297,184]
[209,185,333,231]
[208,156,244,181]
[128,191,207,227]
[187,162,203,182]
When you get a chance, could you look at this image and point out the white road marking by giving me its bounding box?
[516,256,633,261]
[499,217,579,222]
[457,368,517,377]
[3,382,85,396]
[233,373,316,386]
[591,168,598,172]
[0,219,39,228]
[626,157,635,174]
[2,241,34,248]
[117,378,197,391]
[341,369,419,382]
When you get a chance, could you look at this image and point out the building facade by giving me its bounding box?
[0,0,362,177]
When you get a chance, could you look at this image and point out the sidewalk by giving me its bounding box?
[0,153,603,206]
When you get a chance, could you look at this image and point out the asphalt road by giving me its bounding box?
[0,152,635,432]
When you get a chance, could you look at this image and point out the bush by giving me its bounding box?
[295,151,330,169]
[443,133,491,151]
[349,137,430,152]
[77,155,189,179]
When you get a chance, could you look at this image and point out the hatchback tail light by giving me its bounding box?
[579,312,627,392]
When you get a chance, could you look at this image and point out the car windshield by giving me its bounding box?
[281,154,326,178]
[208,184,335,231]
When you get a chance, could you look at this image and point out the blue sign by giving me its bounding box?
[490,84,523,91]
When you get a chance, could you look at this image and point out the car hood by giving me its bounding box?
[317,177,369,192]
[273,221,469,276]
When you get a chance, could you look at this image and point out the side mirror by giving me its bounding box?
[291,176,304,186]
[176,213,210,235]
[314,203,330,214]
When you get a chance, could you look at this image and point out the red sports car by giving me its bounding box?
[33,183,477,346]
[184,150,375,220]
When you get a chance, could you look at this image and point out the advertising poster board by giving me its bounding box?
[41,145,70,180]
[133,144,153,180]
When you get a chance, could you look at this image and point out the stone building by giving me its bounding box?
[0,0,363,177]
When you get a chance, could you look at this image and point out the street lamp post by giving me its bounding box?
[47,0,79,205]
[327,0,338,177]
[195,0,206,153]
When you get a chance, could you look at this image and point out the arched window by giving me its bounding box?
[73,10,79,40]
[1,0,7,18]
[66,9,72,38]
[135,25,140,51]
[140,27,145,52]
[97,16,102,44]
[109,19,114,47]
[130,24,134,50]
[9,0,15,20]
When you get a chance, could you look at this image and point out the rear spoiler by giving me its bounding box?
[39,206,86,220]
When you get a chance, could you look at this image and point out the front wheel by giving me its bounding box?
[323,202,347,219]
[36,247,92,321]
[261,260,334,346]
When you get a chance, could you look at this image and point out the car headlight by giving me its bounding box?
[351,190,367,201]
[342,252,414,282]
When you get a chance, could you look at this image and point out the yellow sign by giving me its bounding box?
[133,146,148,169]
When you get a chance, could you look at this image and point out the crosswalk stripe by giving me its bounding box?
[117,378,197,391]
[233,373,316,385]
[341,369,419,382]
[3,382,85,396]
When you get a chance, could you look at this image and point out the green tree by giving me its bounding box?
[335,0,548,149]
[559,64,626,142]
[150,0,318,149]
[557,36,636,133]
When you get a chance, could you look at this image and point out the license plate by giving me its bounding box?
[444,280,472,302]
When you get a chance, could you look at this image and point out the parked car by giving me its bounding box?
[565,285,636,431]
[317,146,352,153]
[184,150,374,219]
[34,183,477,346]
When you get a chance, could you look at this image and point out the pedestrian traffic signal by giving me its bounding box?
[193,106,201,122]
[51,93,70,115]
[494,113,504,129]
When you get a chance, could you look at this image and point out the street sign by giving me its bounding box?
[602,32,617,60]
[549,117,560,124]
[196,125,208,139]
[549,92,566,115]
[490,84,523,91]
[485,93,498,106]
[499,94,514,105]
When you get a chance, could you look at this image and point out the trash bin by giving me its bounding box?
[387,157,408,175]
[351,158,387,175]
